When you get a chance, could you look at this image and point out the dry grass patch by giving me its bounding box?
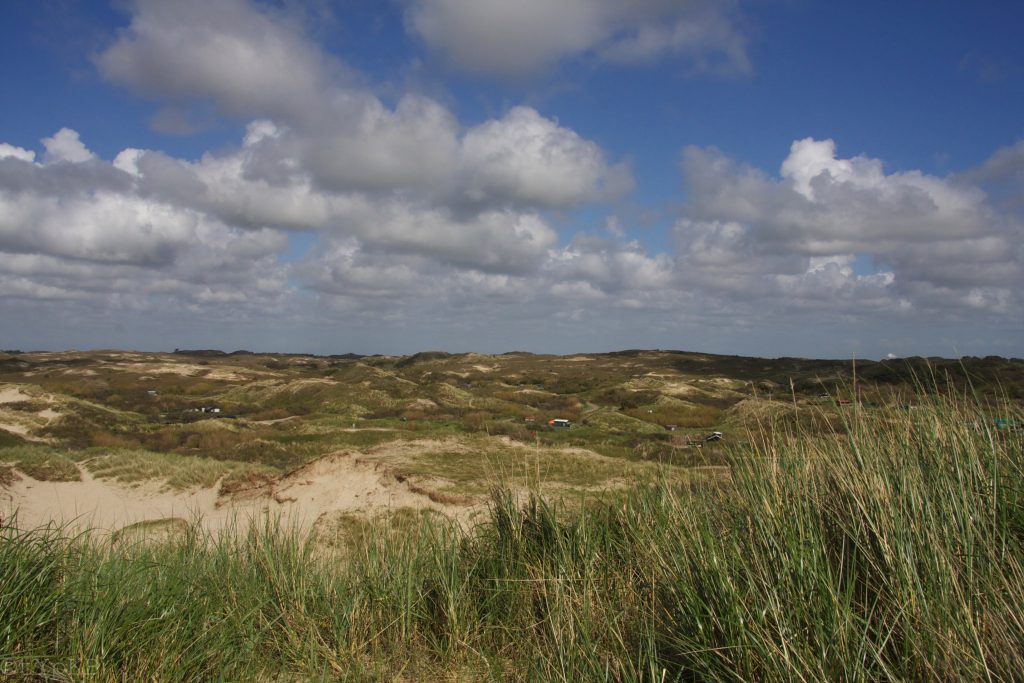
[82,448,278,491]
[0,445,80,482]
[0,464,20,487]
[111,517,190,547]
[311,507,447,551]
[379,436,661,496]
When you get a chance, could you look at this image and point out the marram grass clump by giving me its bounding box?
[1,393,1021,681]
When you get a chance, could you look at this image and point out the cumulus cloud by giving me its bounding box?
[93,0,629,209]
[0,129,291,319]
[104,131,561,275]
[406,0,749,77]
[957,139,1024,212]
[299,94,462,193]
[549,236,674,296]
[676,139,1023,317]
[460,107,632,207]
[3,0,1016,356]
[94,0,338,123]
[0,144,35,163]
[1,190,197,265]
[42,128,96,164]
[26,0,629,313]
[332,201,559,274]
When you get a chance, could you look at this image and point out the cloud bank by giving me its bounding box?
[0,0,1020,357]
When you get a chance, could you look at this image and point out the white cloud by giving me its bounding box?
[550,236,675,295]
[103,135,561,275]
[460,106,631,207]
[0,273,88,301]
[2,0,1017,357]
[958,139,1024,212]
[301,240,423,299]
[676,140,1023,316]
[94,0,338,123]
[299,94,461,193]
[336,202,559,274]
[0,144,35,163]
[407,0,608,77]
[93,0,629,209]
[42,128,95,164]
[406,0,749,77]
[0,129,291,318]
[0,191,193,265]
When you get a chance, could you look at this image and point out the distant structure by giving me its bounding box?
[549,418,571,429]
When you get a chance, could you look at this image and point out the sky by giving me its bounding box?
[1,0,1022,359]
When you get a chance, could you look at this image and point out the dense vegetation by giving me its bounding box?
[2,390,1021,681]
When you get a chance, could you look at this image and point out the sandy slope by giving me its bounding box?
[1,450,475,537]
[248,451,474,521]
[1,466,265,535]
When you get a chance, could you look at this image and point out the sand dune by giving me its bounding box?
[2,450,475,538]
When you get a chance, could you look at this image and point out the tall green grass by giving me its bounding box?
[1,394,1021,680]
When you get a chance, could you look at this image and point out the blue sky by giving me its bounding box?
[1,0,1022,359]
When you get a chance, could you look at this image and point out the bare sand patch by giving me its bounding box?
[1,466,262,535]
[250,415,302,425]
[701,377,746,388]
[0,422,29,436]
[0,386,34,404]
[405,398,439,410]
[660,381,700,396]
[253,452,471,519]
[104,362,263,381]
[0,385,63,429]
[2,445,481,537]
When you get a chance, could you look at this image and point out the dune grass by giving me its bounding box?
[0,445,80,482]
[80,448,279,491]
[390,437,654,494]
[1,392,1021,681]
